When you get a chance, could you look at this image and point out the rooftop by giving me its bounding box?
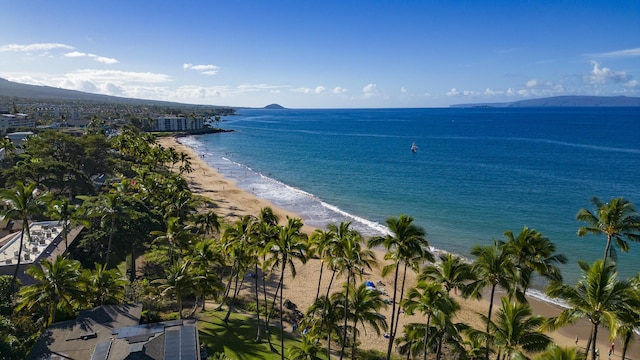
[0,221,66,267]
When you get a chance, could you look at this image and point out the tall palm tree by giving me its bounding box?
[481,297,551,360]
[395,323,425,360]
[152,259,196,319]
[419,252,475,296]
[367,215,433,360]
[302,295,343,359]
[576,197,640,265]
[333,282,388,360]
[547,260,639,360]
[0,181,50,293]
[15,256,85,326]
[502,227,567,295]
[151,216,193,265]
[403,281,457,360]
[263,217,308,359]
[83,263,126,307]
[47,197,76,252]
[187,239,224,310]
[331,222,375,360]
[466,240,516,360]
[221,216,255,324]
[308,228,334,303]
[254,207,280,343]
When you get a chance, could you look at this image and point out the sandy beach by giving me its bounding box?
[158,136,638,359]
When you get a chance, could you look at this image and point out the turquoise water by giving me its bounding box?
[180,107,640,288]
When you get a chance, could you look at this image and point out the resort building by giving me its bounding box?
[0,113,35,131]
[27,304,202,360]
[153,115,205,132]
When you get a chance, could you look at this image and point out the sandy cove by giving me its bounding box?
[158,136,638,359]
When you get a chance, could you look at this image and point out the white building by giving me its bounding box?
[0,113,35,131]
[153,115,204,132]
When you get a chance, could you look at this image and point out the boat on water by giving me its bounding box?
[411,142,418,153]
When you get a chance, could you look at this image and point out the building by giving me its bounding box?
[153,115,204,132]
[0,113,35,131]
[27,304,202,360]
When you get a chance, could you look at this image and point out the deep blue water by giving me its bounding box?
[180,107,640,289]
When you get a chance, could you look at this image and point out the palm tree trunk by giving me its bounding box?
[393,263,409,342]
[603,234,612,265]
[104,215,116,267]
[10,226,27,294]
[177,289,183,319]
[315,262,324,302]
[386,262,401,360]
[254,263,262,342]
[585,332,593,360]
[215,268,234,311]
[262,268,270,340]
[279,267,286,360]
[591,324,598,360]
[423,313,431,360]
[622,333,631,360]
[327,331,332,359]
[485,283,497,360]
[340,274,351,360]
[224,273,240,324]
[266,268,284,353]
[318,269,337,333]
[436,333,444,360]
[351,313,358,360]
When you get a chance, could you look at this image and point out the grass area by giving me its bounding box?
[197,309,327,360]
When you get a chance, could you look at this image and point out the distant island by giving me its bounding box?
[450,95,640,108]
[264,104,286,109]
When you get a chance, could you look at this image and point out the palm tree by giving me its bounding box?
[533,344,585,360]
[151,216,193,265]
[254,207,280,343]
[576,197,640,265]
[83,263,126,306]
[287,335,323,360]
[330,222,375,360]
[502,227,567,295]
[367,215,433,360]
[187,239,224,310]
[466,240,516,360]
[333,282,388,360]
[308,228,334,303]
[47,197,76,252]
[0,181,50,293]
[263,217,308,359]
[611,271,640,360]
[547,260,639,360]
[395,323,425,360]
[419,252,475,296]
[481,297,551,360]
[430,310,468,360]
[403,281,457,360]
[152,259,196,319]
[15,256,85,326]
[221,216,255,324]
[302,295,343,359]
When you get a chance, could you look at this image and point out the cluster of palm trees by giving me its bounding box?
[1,126,639,360]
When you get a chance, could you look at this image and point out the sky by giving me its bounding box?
[1,1,639,108]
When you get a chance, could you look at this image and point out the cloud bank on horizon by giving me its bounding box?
[0,1,638,108]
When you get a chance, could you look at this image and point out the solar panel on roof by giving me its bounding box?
[180,326,198,359]
[164,329,181,360]
[91,340,112,360]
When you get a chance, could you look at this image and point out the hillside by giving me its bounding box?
[0,77,227,108]
[450,95,640,108]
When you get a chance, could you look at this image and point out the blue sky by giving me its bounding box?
[1,1,639,108]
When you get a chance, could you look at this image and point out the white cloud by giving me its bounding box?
[590,48,640,58]
[526,79,539,88]
[315,86,327,94]
[585,61,629,84]
[64,51,119,64]
[446,88,460,96]
[183,63,220,75]
[332,87,346,94]
[292,87,313,94]
[624,80,639,88]
[0,43,73,52]
[362,83,380,98]
[400,86,407,94]
[64,51,86,57]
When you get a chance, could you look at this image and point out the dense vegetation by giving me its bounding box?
[0,126,638,360]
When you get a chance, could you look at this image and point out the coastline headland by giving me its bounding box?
[158,135,639,358]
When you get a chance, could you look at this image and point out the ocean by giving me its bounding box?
[179,107,640,290]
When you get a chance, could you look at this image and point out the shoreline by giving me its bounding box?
[158,135,638,358]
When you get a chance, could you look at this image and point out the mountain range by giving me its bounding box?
[450,95,640,108]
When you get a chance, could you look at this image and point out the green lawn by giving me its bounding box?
[197,310,327,360]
